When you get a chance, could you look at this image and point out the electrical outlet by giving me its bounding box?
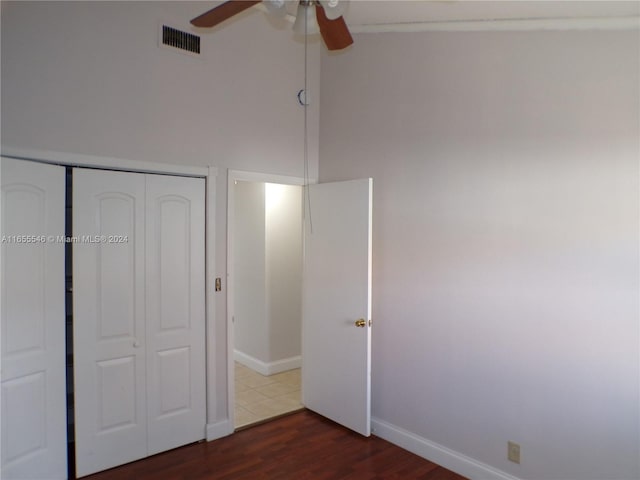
[508,441,521,464]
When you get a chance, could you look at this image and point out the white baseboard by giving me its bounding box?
[206,419,234,441]
[371,417,522,480]
[234,350,301,376]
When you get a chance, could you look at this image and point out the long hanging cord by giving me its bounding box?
[303,2,313,233]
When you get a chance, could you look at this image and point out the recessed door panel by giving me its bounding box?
[1,372,46,462]
[157,347,191,416]
[96,194,137,340]
[2,187,46,355]
[97,356,137,431]
[1,158,67,479]
[158,197,190,331]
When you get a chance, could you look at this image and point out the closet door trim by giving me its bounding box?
[1,147,210,178]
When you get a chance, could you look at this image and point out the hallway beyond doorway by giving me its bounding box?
[234,362,303,428]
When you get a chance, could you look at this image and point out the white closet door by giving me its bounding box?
[145,175,205,455]
[73,169,147,477]
[1,158,67,479]
[74,169,206,476]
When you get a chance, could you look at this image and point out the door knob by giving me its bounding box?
[355,319,366,327]
[133,340,140,348]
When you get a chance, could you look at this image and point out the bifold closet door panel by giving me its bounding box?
[74,169,206,476]
[1,158,67,479]
[73,169,147,478]
[145,175,206,455]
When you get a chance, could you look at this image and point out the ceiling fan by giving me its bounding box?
[191,0,354,51]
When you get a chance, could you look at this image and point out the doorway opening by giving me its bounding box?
[228,172,306,429]
[233,362,302,429]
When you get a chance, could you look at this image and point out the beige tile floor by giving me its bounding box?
[234,362,303,429]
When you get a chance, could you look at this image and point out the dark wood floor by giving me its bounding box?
[85,410,468,480]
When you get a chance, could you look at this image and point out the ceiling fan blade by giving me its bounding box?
[316,4,353,51]
[191,0,262,28]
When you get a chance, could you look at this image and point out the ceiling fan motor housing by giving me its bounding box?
[191,0,353,51]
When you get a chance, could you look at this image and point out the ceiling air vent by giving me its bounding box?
[161,25,200,55]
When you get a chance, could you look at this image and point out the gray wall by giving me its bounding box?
[234,182,302,367]
[265,183,302,363]
[234,181,268,363]
[319,29,639,480]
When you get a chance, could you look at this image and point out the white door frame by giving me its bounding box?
[0,147,219,439]
[226,169,310,431]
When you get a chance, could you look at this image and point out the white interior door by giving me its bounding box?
[73,169,147,477]
[145,174,206,455]
[1,158,67,479]
[302,178,372,436]
[74,169,206,476]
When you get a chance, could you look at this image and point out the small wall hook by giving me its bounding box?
[297,89,310,106]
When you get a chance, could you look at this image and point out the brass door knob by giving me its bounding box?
[355,319,366,327]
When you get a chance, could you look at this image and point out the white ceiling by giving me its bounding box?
[336,0,640,32]
[342,0,640,27]
[190,1,639,34]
